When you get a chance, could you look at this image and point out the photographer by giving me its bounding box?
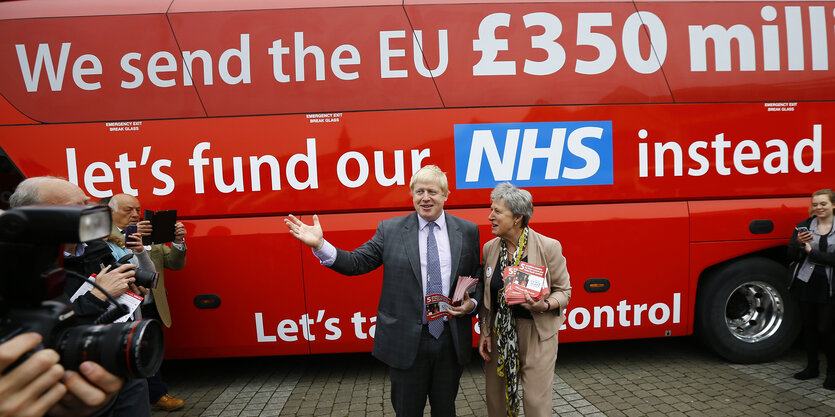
[7,177,151,417]
[107,194,186,412]
[9,178,142,320]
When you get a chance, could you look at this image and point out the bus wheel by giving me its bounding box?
[696,257,800,364]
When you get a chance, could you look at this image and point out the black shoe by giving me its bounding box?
[794,363,819,380]
[824,374,835,390]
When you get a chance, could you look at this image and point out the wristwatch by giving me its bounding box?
[544,299,551,312]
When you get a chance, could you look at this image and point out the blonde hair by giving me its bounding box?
[409,165,449,196]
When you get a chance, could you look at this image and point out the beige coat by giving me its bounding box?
[478,228,571,340]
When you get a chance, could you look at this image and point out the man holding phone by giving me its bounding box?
[108,193,188,411]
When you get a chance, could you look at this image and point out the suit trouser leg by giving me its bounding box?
[390,323,462,417]
[484,319,558,417]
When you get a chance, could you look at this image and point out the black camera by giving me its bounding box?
[0,205,164,379]
[113,254,159,289]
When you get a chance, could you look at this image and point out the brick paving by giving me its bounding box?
[154,336,835,416]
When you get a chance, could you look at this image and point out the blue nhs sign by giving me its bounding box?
[454,121,613,189]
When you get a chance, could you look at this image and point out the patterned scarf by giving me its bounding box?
[495,227,527,417]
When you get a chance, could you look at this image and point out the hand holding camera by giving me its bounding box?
[127,282,149,298]
[0,332,127,417]
[48,361,124,417]
[0,333,66,417]
[90,264,136,302]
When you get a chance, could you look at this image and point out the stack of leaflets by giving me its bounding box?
[452,275,479,306]
[425,275,480,321]
[503,261,549,305]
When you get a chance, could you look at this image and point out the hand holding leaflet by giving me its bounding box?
[425,294,452,321]
[452,275,479,306]
[503,261,549,305]
[426,274,480,320]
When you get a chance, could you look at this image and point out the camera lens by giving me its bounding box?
[57,318,164,379]
[133,268,159,289]
[111,259,159,289]
[135,269,159,289]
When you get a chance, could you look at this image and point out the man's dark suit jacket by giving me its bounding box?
[330,212,481,370]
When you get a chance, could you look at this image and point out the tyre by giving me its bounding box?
[696,257,800,363]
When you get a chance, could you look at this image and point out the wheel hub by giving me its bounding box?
[724,281,784,343]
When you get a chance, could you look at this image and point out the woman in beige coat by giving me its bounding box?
[478,183,571,417]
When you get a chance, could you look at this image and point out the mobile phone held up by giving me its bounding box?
[796,226,810,234]
[125,224,138,236]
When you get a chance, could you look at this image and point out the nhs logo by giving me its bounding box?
[454,121,613,189]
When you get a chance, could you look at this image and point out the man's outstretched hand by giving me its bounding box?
[284,214,324,251]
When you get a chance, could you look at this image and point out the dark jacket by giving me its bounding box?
[329,212,481,369]
[788,217,835,295]
[62,240,114,323]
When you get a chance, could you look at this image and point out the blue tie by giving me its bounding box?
[426,222,443,339]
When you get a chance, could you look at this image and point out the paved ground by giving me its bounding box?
[153,336,835,416]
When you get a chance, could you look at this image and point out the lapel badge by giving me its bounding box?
[486,266,492,278]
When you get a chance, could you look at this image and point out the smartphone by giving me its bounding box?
[796,226,810,234]
[125,224,138,236]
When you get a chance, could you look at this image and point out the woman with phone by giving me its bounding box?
[789,188,835,389]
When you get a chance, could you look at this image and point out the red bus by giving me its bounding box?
[1,0,833,363]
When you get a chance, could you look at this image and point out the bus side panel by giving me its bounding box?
[162,217,309,359]
[0,15,206,123]
[167,6,444,117]
[405,1,674,107]
[685,198,809,333]
[637,1,835,102]
[0,95,36,126]
[689,198,809,243]
[507,202,689,342]
[299,212,403,354]
[0,103,832,218]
